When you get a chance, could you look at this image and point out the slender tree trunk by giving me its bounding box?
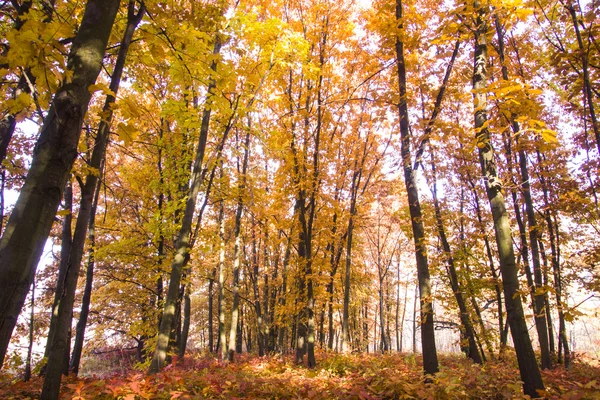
[208,269,215,353]
[149,38,221,373]
[251,223,265,357]
[537,151,570,368]
[539,240,556,356]
[379,282,387,352]
[469,177,506,350]
[218,190,227,361]
[227,197,243,362]
[472,6,544,396]
[277,235,292,353]
[70,160,103,375]
[228,131,250,362]
[395,0,438,376]
[0,0,120,370]
[400,274,408,352]
[565,3,600,154]
[430,158,482,364]
[395,261,400,352]
[341,200,356,353]
[42,180,73,377]
[412,283,417,354]
[236,306,243,353]
[179,289,191,357]
[495,15,551,370]
[24,277,35,382]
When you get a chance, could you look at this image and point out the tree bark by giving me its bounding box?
[0,0,120,371]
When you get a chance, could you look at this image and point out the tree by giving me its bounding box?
[471,1,544,396]
[41,3,145,390]
[394,0,438,376]
[0,0,121,370]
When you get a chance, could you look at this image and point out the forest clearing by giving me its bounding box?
[1,0,600,398]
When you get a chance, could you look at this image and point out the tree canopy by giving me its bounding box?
[0,0,600,398]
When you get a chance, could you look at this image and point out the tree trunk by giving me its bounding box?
[0,0,121,370]
[42,5,144,396]
[468,177,506,351]
[430,158,482,364]
[251,222,265,357]
[537,151,570,368]
[412,283,417,354]
[179,289,191,357]
[70,160,102,375]
[378,283,387,353]
[42,179,73,377]
[227,131,250,363]
[395,261,400,352]
[218,191,227,361]
[149,38,221,373]
[565,3,600,155]
[472,7,544,396]
[208,268,215,353]
[395,0,438,376]
[24,277,35,382]
[494,15,551,370]
[277,235,292,353]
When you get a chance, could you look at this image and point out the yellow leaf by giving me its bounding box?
[56,209,72,217]
[540,129,558,144]
[117,122,139,146]
[88,83,115,97]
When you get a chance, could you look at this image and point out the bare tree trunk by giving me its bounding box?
[412,283,417,354]
[468,177,506,351]
[250,222,265,357]
[208,268,215,353]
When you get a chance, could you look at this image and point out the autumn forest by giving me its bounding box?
[0,0,599,398]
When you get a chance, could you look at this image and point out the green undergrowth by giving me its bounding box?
[1,352,599,399]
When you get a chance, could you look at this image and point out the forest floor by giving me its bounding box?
[1,351,600,399]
